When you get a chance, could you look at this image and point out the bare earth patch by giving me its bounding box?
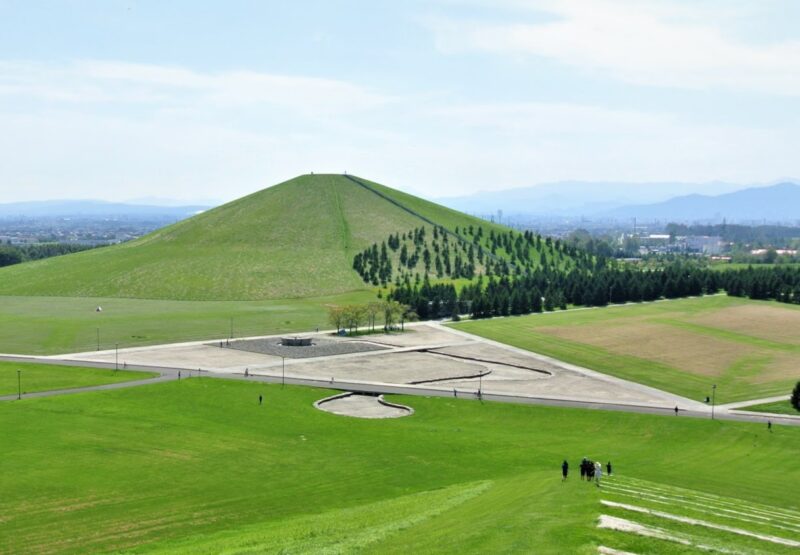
[743,352,800,384]
[689,304,800,346]
[539,322,751,377]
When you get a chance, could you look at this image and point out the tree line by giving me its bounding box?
[388,262,800,320]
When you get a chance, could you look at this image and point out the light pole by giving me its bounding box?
[711,384,717,420]
[282,356,285,388]
[96,327,100,351]
[17,369,21,400]
[229,317,233,342]
[115,343,119,371]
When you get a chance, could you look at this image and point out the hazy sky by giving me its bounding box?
[1,0,799,202]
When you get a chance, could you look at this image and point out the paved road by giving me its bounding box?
[2,354,798,427]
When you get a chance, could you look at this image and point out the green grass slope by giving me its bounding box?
[1,379,798,553]
[0,175,510,301]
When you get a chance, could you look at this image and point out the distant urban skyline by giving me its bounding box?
[1,0,799,203]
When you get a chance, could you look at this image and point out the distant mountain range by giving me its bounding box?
[600,182,800,223]
[437,180,744,217]
[0,200,211,219]
[437,181,800,223]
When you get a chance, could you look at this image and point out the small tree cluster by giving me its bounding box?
[327,300,415,334]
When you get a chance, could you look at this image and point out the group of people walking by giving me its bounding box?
[561,458,612,486]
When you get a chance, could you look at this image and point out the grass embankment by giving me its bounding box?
[0,361,156,395]
[452,295,800,404]
[1,379,798,553]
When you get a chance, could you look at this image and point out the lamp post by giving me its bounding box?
[115,343,119,371]
[282,356,285,388]
[96,327,100,351]
[229,317,233,341]
[17,369,21,400]
[711,384,717,420]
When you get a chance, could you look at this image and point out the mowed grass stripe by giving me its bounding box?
[614,477,800,522]
[601,501,800,551]
[601,485,800,536]
[598,514,748,554]
[144,481,493,554]
[655,318,800,353]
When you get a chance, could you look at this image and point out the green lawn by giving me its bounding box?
[0,291,374,355]
[740,399,799,416]
[0,361,157,396]
[452,296,800,404]
[1,379,798,553]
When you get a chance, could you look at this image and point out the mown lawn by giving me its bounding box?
[452,296,800,404]
[0,291,374,355]
[1,378,798,553]
[0,361,156,396]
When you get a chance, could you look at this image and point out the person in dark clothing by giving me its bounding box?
[587,461,595,481]
[768,420,772,431]
[606,461,612,476]
[259,394,263,406]
[579,458,587,480]
[562,460,569,481]
[674,406,679,415]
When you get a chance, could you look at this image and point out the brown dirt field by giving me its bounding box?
[539,321,753,377]
[745,352,800,384]
[688,304,800,346]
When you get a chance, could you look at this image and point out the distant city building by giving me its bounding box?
[686,236,723,255]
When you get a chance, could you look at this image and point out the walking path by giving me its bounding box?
[1,326,798,426]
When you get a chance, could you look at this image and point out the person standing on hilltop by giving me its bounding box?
[561,460,569,481]
[594,461,603,487]
[606,461,613,476]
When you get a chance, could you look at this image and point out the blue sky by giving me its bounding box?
[1,0,798,202]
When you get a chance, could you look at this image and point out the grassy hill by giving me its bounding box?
[0,174,523,301]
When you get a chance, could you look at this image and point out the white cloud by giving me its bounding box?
[0,60,391,116]
[0,56,797,202]
[429,0,800,95]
